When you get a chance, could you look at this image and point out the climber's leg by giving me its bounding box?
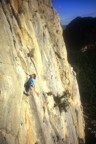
[24,84,30,96]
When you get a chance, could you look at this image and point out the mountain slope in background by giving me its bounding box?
[64,17,96,144]
[64,17,96,50]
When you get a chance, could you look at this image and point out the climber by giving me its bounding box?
[24,72,37,96]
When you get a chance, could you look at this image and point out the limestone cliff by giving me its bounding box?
[0,0,85,144]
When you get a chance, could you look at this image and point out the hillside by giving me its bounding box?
[64,17,96,50]
[64,17,96,144]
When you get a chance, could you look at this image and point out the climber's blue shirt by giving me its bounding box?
[28,76,36,87]
[25,76,36,92]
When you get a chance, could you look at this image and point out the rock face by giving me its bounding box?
[0,0,85,144]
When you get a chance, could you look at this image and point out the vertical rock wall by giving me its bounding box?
[0,0,85,143]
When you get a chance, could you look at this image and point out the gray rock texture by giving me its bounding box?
[0,0,85,143]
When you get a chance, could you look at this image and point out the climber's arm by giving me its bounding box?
[25,71,30,76]
[30,85,39,95]
[30,85,36,92]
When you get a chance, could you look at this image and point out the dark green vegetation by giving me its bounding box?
[64,17,96,144]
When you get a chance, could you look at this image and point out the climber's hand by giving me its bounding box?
[25,71,29,75]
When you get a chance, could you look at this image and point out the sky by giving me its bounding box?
[52,0,96,25]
